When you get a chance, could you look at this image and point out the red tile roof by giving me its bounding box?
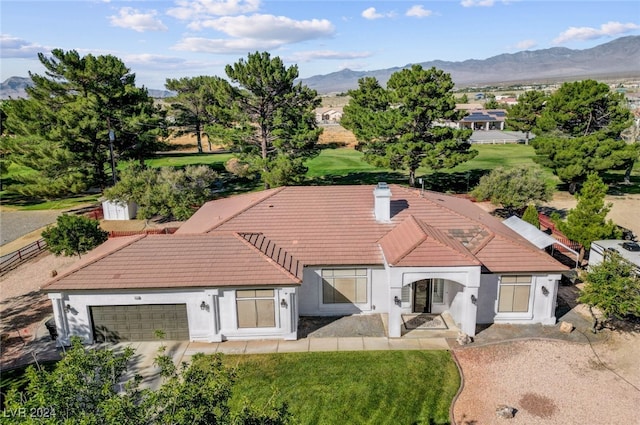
[42,233,301,291]
[45,184,567,291]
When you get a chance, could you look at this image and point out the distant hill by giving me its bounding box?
[3,36,638,98]
[299,35,640,94]
[0,77,175,100]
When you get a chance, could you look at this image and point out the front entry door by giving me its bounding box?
[412,280,432,313]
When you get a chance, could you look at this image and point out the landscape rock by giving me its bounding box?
[457,332,473,346]
[496,405,516,419]
[559,321,574,333]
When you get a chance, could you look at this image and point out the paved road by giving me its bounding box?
[0,210,62,246]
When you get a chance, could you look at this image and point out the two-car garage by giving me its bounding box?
[90,304,189,342]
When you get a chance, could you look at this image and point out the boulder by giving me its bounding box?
[559,321,574,333]
[456,331,473,345]
[496,405,516,419]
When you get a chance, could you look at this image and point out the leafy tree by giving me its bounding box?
[103,162,218,221]
[579,251,640,331]
[553,173,621,261]
[217,52,322,189]
[42,214,108,258]
[2,49,167,198]
[458,93,469,103]
[506,90,547,144]
[165,76,232,153]
[521,204,540,228]
[2,337,291,425]
[470,166,553,211]
[342,66,475,186]
[531,80,637,193]
[484,94,500,109]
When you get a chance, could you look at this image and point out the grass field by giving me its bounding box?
[226,351,459,425]
[3,144,638,209]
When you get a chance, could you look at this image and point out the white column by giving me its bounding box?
[388,287,403,338]
[205,289,222,342]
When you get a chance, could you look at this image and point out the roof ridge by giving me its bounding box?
[394,185,497,240]
[414,218,480,264]
[41,234,147,291]
[234,232,302,283]
[204,187,285,233]
[385,215,428,265]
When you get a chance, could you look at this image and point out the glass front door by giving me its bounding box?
[412,279,432,313]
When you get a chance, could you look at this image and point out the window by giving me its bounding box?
[321,269,367,304]
[432,279,445,304]
[236,289,275,328]
[498,275,531,313]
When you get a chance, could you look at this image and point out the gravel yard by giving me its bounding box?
[452,337,640,425]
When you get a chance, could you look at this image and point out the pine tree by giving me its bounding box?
[342,66,475,186]
[220,52,322,189]
[555,173,621,261]
[2,49,167,197]
[521,204,540,228]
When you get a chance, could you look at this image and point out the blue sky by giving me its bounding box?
[1,1,639,89]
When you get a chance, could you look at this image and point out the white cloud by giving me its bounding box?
[109,7,168,32]
[195,14,333,39]
[172,36,282,53]
[0,34,49,58]
[286,50,373,63]
[167,0,261,21]
[361,7,395,20]
[406,5,433,18]
[553,21,640,44]
[515,39,537,50]
[461,0,496,7]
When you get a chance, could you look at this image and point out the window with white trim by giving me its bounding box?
[236,289,276,328]
[321,269,368,304]
[498,275,531,313]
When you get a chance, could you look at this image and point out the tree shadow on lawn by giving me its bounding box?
[307,171,407,186]
[420,169,490,194]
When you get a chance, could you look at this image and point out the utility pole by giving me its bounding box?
[107,118,117,185]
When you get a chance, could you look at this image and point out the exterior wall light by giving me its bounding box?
[200,301,209,311]
[64,304,72,313]
[394,296,401,306]
[280,298,288,308]
[470,294,477,305]
[541,286,549,296]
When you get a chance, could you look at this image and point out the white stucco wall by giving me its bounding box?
[48,286,298,346]
[298,266,385,316]
[490,273,561,326]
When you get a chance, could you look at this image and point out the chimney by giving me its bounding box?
[373,182,392,222]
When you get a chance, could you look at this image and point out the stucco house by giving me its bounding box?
[43,184,567,346]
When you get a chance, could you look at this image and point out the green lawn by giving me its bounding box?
[225,351,459,425]
[144,152,234,169]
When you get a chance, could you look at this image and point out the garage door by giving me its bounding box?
[91,304,189,342]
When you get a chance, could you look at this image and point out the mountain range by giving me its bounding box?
[299,35,640,94]
[2,36,639,99]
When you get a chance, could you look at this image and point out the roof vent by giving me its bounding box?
[373,182,392,222]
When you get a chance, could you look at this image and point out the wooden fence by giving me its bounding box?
[0,239,48,276]
[538,213,582,255]
[108,227,178,238]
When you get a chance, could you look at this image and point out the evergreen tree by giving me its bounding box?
[521,204,540,228]
[531,80,636,193]
[2,49,167,198]
[554,173,621,261]
[42,214,109,258]
[165,76,232,153]
[218,52,322,189]
[342,66,475,186]
[506,90,547,144]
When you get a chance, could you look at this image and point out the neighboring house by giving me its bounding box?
[458,109,507,131]
[315,107,343,123]
[589,240,640,275]
[43,184,567,346]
